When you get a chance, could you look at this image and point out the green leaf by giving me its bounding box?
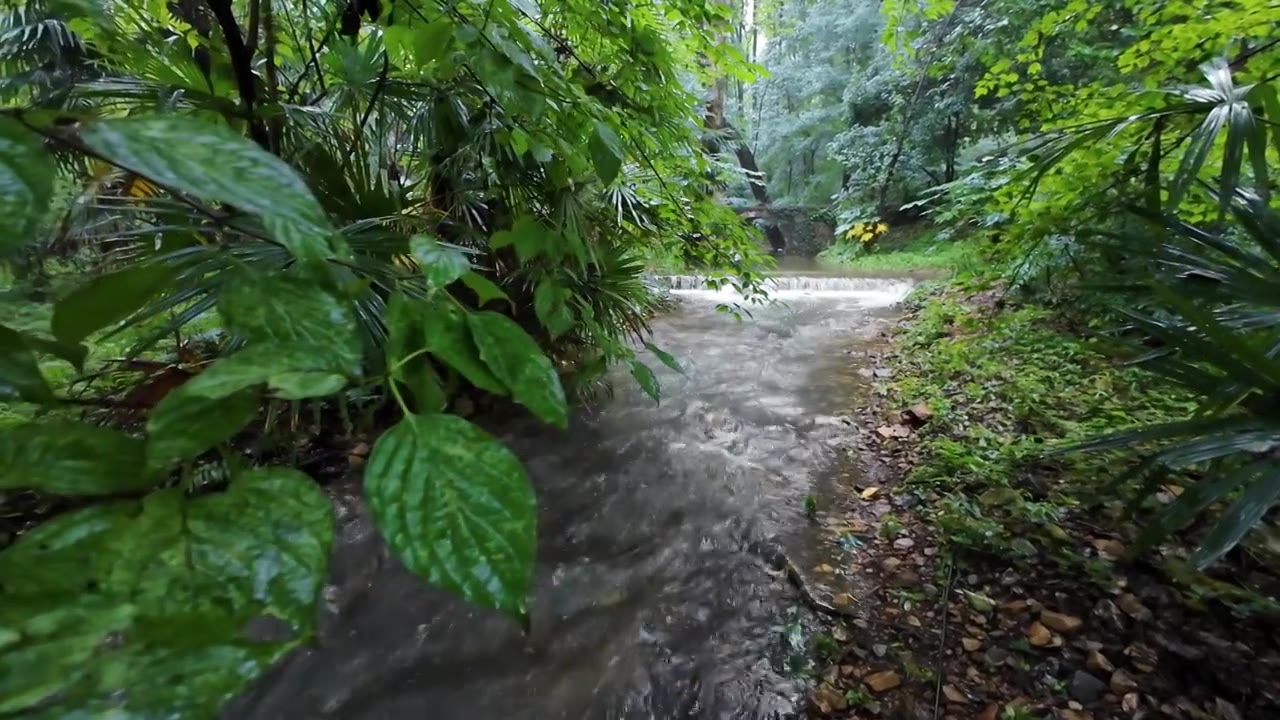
[489,217,548,262]
[410,234,470,289]
[0,421,153,496]
[414,19,454,64]
[533,278,574,337]
[467,311,568,427]
[589,121,624,184]
[0,117,55,255]
[364,414,536,616]
[79,117,337,262]
[385,294,446,412]
[461,271,510,306]
[181,344,354,400]
[630,359,660,404]
[51,263,174,345]
[219,273,359,358]
[145,388,258,468]
[0,324,54,403]
[644,341,685,375]
[1192,467,1280,568]
[424,301,506,394]
[0,468,332,716]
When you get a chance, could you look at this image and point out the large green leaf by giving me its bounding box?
[51,263,174,345]
[1192,467,1280,568]
[410,234,470,290]
[424,301,506,394]
[385,294,446,412]
[461,271,510,307]
[0,468,333,716]
[0,117,55,254]
[0,421,153,496]
[145,388,259,468]
[218,273,359,356]
[0,324,54,403]
[78,117,338,262]
[364,414,536,617]
[630,359,660,404]
[534,277,574,337]
[180,344,354,400]
[467,311,568,427]
[644,341,685,375]
[588,121,624,185]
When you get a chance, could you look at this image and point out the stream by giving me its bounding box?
[229,262,914,720]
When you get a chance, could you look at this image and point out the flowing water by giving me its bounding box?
[230,263,913,720]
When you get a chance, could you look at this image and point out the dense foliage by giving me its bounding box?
[743,0,1280,577]
[0,0,769,715]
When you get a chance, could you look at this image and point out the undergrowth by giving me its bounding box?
[885,282,1199,562]
[818,226,983,273]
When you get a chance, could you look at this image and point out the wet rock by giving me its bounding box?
[1117,593,1153,623]
[1151,632,1205,661]
[1085,650,1115,674]
[1122,693,1140,713]
[892,571,922,588]
[892,537,915,550]
[962,637,983,652]
[1040,610,1084,634]
[903,402,933,425]
[881,557,902,572]
[922,583,939,598]
[1069,670,1108,704]
[872,643,888,657]
[812,684,847,714]
[1212,697,1242,720]
[1092,538,1126,560]
[1123,642,1158,673]
[1011,538,1037,556]
[983,647,1010,667]
[1092,599,1127,632]
[1110,669,1140,695]
[942,684,969,704]
[1026,621,1055,647]
[864,670,901,692]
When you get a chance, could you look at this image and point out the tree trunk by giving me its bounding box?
[705,80,786,252]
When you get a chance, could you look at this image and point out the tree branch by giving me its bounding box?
[205,0,270,149]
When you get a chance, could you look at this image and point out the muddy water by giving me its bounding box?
[230,269,913,720]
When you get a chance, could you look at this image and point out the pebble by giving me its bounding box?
[1040,610,1084,634]
[892,537,915,550]
[1068,670,1107,704]
[1110,669,1140,695]
[864,670,901,692]
[1086,650,1115,674]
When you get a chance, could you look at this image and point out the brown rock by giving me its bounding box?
[1092,538,1126,560]
[864,670,902,692]
[881,557,902,572]
[1026,621,1055,647]
[832,592,854,607]
[977,704,1000,720]
[961,637,983,652]
[1040,610,1085,634]
[1124,642,1158,673]
[904,401,934,425]
[811,684,847,714]
[1122,693,1140,713]
[860,486,881,500]
[1110,669,1140,695]
[942,684,969,704]
[1117,594,1153,623]
[1086,650,1115,674]
[1060,710,1094,720]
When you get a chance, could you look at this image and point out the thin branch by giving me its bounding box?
[205,0,269,149]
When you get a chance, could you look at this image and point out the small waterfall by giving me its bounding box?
[654,273,914,301]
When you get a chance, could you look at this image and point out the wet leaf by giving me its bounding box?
[0,324,54,403]
[0,420,153,495]
[51,263,174,345]
[0,117,55,255]
[364,414,536,617]
[0,468,332,715]
[218,274,358,357]
[146,388,259,468]
[424,301,506,395]
[461,271,510,307]
[410,234,470,290]
[630,359,659,403]
[644,342,685,375]
[534,278,574,337]
[589,121,624,184]
[80,117,338,262]
[468,311,568,427]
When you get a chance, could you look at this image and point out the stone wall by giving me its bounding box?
[745,206,836,257]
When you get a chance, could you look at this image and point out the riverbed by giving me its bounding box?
[228,269,913,720]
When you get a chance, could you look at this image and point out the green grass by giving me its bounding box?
[818,225,983,273]
[884,282,1198,556]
